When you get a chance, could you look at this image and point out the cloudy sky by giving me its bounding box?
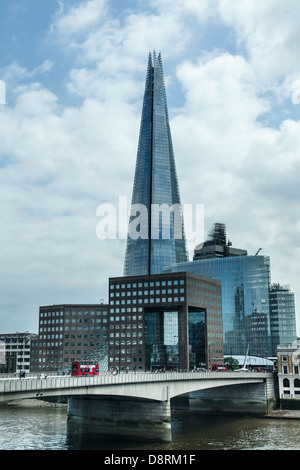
[0,0,300,335]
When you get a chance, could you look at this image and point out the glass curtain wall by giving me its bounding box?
[188,308,206,369]
[145,307,206,370]
[164,256,272,357]
[145,309,179,370]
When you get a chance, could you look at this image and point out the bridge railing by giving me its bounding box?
[0,370,272,397]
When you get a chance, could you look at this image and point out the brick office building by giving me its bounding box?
[108,272,223,371]
[30,303,109,372]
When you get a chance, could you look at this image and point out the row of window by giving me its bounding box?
[110,307,143,313]
[40,310,107,317]
[110,296,185,305]
[282,378,300,387]
[40,311,64,316]
[38,331,108,339]
[111,288,185,297]
[0,338,30,343]
[111,280,185,289]
[282,365,299,374]
[109,332,143,338]
[281,355,300,362]
[109,340,142,346]
[36,356,91,363]
[110,348,143,354]
[110,324,143,330]
[40,319,64,324]
[40,326,107,334]
[40,318,108,324]
[110,315,142,321]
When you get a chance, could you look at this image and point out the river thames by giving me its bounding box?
[0,401,299,451]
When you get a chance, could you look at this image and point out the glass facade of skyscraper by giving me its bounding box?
[124,52,188,277]
[164,255,273,357]
[269,284,297,352]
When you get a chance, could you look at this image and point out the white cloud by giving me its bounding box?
[51,0,108,38]
[217,0,300,85]
[0,0,300,334]
[151,0,214,21]
[0,71,137,331]
[1,60,55,84]
[50,0,194,68]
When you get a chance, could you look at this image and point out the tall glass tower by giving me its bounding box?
[124,52,188,276]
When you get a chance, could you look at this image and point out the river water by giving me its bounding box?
[0,402,299,451]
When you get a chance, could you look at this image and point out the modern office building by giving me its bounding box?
[108,272,223,371]
[164,223,273,358]
[30,304,109,372]
[123,51,188,277]
[0,332,38,374]
[269,284,297,352]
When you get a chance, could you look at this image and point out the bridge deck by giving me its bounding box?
[0,371,272,403]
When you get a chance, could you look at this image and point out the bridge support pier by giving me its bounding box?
[189,378,277,416]
[67,395,172,443]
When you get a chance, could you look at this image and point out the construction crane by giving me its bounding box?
[255,248,262,256]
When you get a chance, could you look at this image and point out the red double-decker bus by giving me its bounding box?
[71,360,99,376]
[211,364,227,371]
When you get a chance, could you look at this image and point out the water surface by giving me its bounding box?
[0,404,299,451]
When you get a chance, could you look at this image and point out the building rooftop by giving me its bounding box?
[193,223,248,260]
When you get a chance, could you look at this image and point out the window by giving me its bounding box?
[294,379,300,388]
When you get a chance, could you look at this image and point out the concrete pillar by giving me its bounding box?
[67,395,172,443]
[189,381,275,416]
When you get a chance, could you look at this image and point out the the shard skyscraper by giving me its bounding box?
[124,52,188,276]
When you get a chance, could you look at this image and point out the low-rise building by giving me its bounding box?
[30,303,109,372]
[0,332,38,374]
[277,339,300,403]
